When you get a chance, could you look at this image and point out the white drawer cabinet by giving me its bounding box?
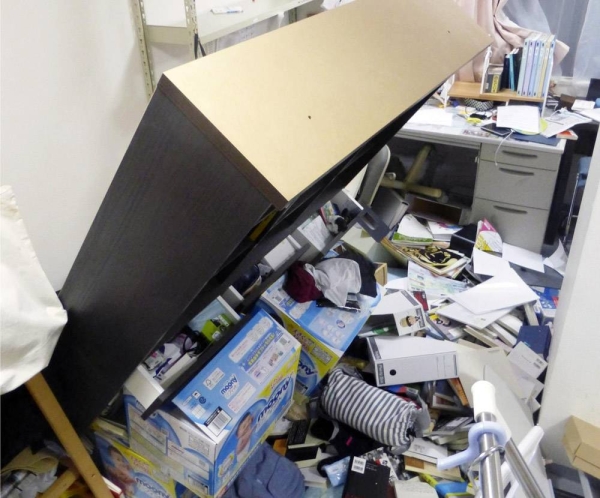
[472,143,562,252]
[471,198,550,252]
[475,160,558,210]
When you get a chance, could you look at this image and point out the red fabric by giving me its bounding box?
[284,263,323,303]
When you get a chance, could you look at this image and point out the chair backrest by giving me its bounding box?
[357,145,391,207]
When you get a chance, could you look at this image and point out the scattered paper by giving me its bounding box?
[572,99,596,111]
[385,278,409,291]
[475,219,503,253]
[407,262,468,301]
[496,105,540,134]
[298,215,331,251]
[451,268,538,315]
[472,248,510,276]
[543,240,568,276]
[408,107,454,127]
[502,243,544,272]
[578,108,600,123]
[437,301,513,330]
[542,110,591,138]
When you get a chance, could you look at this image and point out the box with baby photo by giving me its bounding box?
[124,309,301,497]
[257,274,380,401]
[94,430,178,498]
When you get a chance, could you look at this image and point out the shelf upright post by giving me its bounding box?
[131,0,156,100]
[184,0,199,60]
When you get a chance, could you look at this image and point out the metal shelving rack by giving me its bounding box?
[131,0,314,99]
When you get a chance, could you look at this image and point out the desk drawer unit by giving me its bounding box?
[480,144,560,171]
[475,160,558,210]
[471,198,549,251]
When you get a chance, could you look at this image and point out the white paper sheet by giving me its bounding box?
[385,277,409,291]
[437,301,513,329]
[578,108,600,123]
[298,215,331,251]
[502,243,544,272]
[450,268,538,315]
[496,105,540,134]
[542,110,591,137]
[543,240,568,276]
[473,248,511,276]
[408,108,453,127]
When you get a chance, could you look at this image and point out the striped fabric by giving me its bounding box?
[320,368,419,449]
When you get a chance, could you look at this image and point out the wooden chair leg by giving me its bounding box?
[25,373,112,498]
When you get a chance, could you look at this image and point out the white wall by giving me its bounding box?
[539,132,600,465]
[1,2,148,289]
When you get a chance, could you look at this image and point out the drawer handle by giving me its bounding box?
[499,167,535,176]
[501,150,538,159]
[493,205,528,215]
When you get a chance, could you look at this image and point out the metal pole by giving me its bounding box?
[476,412,504,498]
[504,439,547,498]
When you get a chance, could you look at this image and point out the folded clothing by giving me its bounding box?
[283,262,323,303]
[307,258,361,307]
[320,367,425,453]
[223,443,304,498]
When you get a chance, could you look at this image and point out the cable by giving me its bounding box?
[494,130,515,167]
[194,32,206,58]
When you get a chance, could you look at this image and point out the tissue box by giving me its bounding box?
[125,309,301,497]
[257,275,379,400]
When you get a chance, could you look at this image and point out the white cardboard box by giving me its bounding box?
[367,335,458,386]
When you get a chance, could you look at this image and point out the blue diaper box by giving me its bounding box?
[125,309,301,497]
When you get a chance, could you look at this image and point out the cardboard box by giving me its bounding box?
[374,263,388,286]
[95,430,179,498]
[563,416,600,480]
[367,335,458,386]
[125,309,301,497]
[257,275,379,399]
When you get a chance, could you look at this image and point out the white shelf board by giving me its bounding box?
[145,0,313,45]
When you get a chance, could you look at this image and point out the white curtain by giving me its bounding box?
[504,0,600,80]
[453,0,568,82]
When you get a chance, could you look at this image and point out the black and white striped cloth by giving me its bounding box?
[320,368,420,451]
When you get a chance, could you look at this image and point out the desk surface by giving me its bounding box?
[397,105,566,155]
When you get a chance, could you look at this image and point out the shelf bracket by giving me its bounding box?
[131,0,155,100]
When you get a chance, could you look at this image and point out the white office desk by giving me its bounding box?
[394,106,566,251]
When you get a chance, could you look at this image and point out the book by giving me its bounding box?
[394,480,438,497]
[529,34,547,97]
[427,221,462,242]
[522,34,541,97]
[343,456,391,498]
[404,438,448,464]
[536,35,555,97]
[392,214,433,246]
[393,245,468,278]
[427,312,466,341]
[403,456,462,481]
[447,378,469,407]
[429,416,473,436]
[517,39,530,95]
[541,39,556,98]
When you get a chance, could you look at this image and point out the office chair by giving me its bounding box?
[564,155,591,241]
[356,145,444,207]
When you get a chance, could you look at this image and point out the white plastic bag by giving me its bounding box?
[0,186,67,393]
